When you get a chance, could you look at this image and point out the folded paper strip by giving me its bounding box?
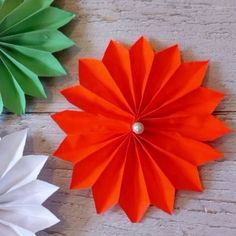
[0,130,59,235]
[0,0,75,115]
[52,36,230,222]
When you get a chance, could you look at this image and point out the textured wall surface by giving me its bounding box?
[1,0,236,235]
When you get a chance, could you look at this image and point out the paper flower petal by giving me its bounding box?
[129,37,154,106]
[52,36,230,222]
[135,142,175,213]
[0,129,27,177]
[61,86,133,121]
[103,40,136,110]
[0,130,59,234]
[119,139,150,222]
[0,0,75,115]
[139,44,181,113]
[92,137,129,213]
[79,59,132,113]
[0,219,35,236]
[145,113,229,141]
[150,87,224,117]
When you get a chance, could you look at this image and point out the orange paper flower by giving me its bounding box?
[52,36,230,222]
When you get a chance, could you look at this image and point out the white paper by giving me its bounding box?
[0,130,60,235]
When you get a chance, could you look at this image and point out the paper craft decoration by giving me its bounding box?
[0,129,59,235]
[0,0,75,115]
[52,36,230,222]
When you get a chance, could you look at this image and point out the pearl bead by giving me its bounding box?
[132,122,144,134]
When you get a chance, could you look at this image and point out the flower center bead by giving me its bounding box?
[132,122,144,134]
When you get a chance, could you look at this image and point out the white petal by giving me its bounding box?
[0,130,27,178]
[0,221,18,236]
[0,219,35,236]
[0,180,59,205]
[0,155,48,195]
[0,205,60,232]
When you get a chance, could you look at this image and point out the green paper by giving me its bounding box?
[1,43,66,76]
[1,30,74,53]
[0,50,46,98]
[0,94,3,114]
[0,53,25,115]
[2,7,75,35]
[0,0,75,114]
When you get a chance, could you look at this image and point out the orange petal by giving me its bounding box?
[140,136,203,191]
[79,59,133,113]
[145,113,230,141]
[139,45,181,114]
[147,87,224,118]
[54,133,122,164]
[129,36,154,108]
[135,139,175,213]
[92,136,130,213]
[103,40,136,111]
[142,131,223,166]
[119,138,150,222]
[52,111,130,135]
[61,85,133,122]
[141,61,209,117]
[70,135,128,189]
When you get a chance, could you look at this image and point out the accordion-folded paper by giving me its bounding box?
[52,36,230,222]
[0,0,75,115]
[0,130,59,235]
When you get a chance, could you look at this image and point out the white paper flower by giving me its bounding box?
[0,129,59,235]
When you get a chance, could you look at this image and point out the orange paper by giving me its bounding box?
[52,36,230,222]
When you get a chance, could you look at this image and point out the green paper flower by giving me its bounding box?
[0,0,75,115]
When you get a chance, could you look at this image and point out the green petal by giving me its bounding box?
[1,29,74,53]
[0,49,46,98]
[0,0,23,22]
[0,94,3,114]
[0,0,53,35]
[0,6,75,36]
[0,42,66,76]
[0,53,25,115]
